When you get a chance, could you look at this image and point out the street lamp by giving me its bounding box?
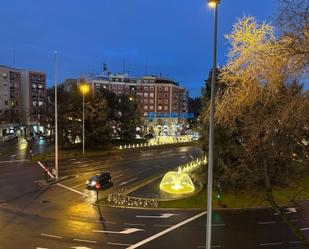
[79,83,90,155]
[54,51,59,180]
[206,1,220,249]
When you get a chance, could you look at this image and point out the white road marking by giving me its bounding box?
[93,228,144,234]
[108,242,132,247]
[56,183,89,197]
[0,159,29,164]
[136,213,177,219]
[79,164,89,168]
[40,233,63,239]
[212,223,225,227]
[260,242,282,246]
[258,221,276,225]
[73,239,97,244]
[154,224,172,227]
[286,207,297,214]
[10,154,16,157]
[197,246,221,248]
[124,223,145,227]
[300,227,309,231]
[127,211,207,249]
[71,247,92,249]
[113,174,123,179]
[119,177,138,186]
[36,247,49,249]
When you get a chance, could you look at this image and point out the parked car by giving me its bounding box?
[86,172,112,190]
[3,133,16,142]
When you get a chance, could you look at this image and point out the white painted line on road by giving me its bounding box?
[212,223,225,227]
[56,183,89,197]
[79,164,89,168]
[258,221,276,225]
[36,247,49,249]
[124,223,146,227]
[10,154,16,157]
[119,177,138,186]
[136,213,177,219]
[197,245,221,248]
[127,211,207,249]
[260,242,282,246]
[73,239,97,244]
[108,242,132,247]
[113,174,123,179]
[300,227,309,231]
[93,228,144,234]
[41,233,63,239]
[153,224,172,227]
[0,159,29,164]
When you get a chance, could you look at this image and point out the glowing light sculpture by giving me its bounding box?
[160,171,195,195]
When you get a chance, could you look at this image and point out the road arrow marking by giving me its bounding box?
[93,228,144,234]
[136,213,177,219]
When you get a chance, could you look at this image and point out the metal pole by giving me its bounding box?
[82,92,85,155]
[206,4,218,249]
[54,51,59,180]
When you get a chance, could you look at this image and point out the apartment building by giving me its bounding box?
[81,73,189,135]
[0,65,46,141]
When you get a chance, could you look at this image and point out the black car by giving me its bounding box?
[86,172,112,189]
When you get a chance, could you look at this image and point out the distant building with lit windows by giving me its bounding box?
[75,72,189,136]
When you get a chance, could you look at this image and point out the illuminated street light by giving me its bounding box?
[206,1,220,249]
[208,0,220,8]
[79,83,90,155]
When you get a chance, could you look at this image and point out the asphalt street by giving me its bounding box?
[0,141,309,249]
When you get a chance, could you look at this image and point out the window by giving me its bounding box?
[164,106,168,110]
[149,99,154,104]
[158,93,163,98]
[144,112,148,117]
[144,87,148,91]
[158,99,162,104]
[144,93,148,97]
[144,105,148,110]
[150,93,154,98]
[164,93,168,98]
[164,87,169,92]
[164,99,168,104]
[144,99,148,104]
[150,87,154,91]
[159,87,163,92]
[4,100,8,106]
[149,105,154,110]
[158,106,162,110]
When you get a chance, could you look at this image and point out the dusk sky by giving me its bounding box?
[0,0,277,97]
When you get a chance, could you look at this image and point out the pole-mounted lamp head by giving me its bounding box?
[208,0,220,8]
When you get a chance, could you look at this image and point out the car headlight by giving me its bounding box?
[91,181,96,186]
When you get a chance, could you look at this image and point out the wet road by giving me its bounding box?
[0,142,308,249]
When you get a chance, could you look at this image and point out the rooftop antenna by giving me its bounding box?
[12,48,16,68]
[122,57,126,74]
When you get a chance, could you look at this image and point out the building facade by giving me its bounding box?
[80,73,189,136]
[0,65,46,141]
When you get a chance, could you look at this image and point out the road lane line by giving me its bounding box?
[124,223,146,227]
[41,233,63,239]
[108,242,132,247]
[73,239,97,243]
[113,174,123,179]
[56,183,89,197]
[197,246,221,248]
[260,242,282,246]
[119,177,138,186]
[300,227,309,231]
[127,211,206,249]
[0,159,29,164]
[258,221,276,225]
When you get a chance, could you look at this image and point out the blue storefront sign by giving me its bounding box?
[147,112,194,119]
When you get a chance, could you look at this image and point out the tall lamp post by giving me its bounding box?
[79,83,90,155]
[206,1,220,249]
[54,51,59,180]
